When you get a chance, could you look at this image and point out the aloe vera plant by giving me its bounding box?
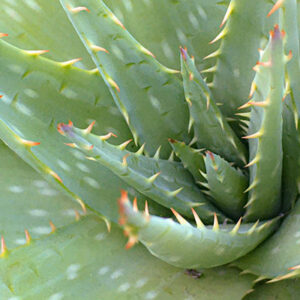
[0,0,299,299]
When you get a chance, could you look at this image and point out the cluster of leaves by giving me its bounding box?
[0,0,299,299]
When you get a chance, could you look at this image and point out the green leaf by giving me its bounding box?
[119,192,279,269]
[169,139,206,183]
[58,122,221,222]
[0,141,82,248]
[208,0,272,118]
[60,0,190,157]
[0,0,95,68]
[243,26,285,221]
[234,198,300,280]
[0,40,168,223]
[0,39,129,143]
[0,215,256,300]
[180,48,247,167]
[245,279,300,300]
[104,0,229,71]
[204,152,247,220]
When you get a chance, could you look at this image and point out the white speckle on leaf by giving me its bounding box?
[83,176,100,189]
[29,209,48,217]
[32,226,52,235]
[17,103,32,116]
[196,5,207,19]
[57,159,71,172]
[25,0,42,11]
[8,64,24,75]
[95,233,107,241]
[66,264,80,280]
[33,180,48,188]
[118,282,130,292]
[4,6,22,22]
[62,209,77,217]
[161,40,173,60]
[188,12,199,29]
[8,185,24,193]
[48,293,64,300]
[98,266,110,275]
[135,278,148,288]
[145,291,158,299]
[123,1,133,12]
[61,88,77,99]
[111,269,123,279]
[176,28,187,44]
[24,88,39,98]
[76,162,90,173]
[14,238,26,245]
[72,150,86,160]
[39,188,58,197]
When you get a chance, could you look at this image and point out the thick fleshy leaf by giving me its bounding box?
[0,215,256,300]
[169,139,206,183]
[208,0,272,118]
[119,191,279,269]
[0,40,168,223]
[245,279,300,300]
[0,0,94,68]
[204,152,247,220]
[58,122,222,222]
[0,141,82,248]
[234,199,300,280]
[0,39,129,143]
[180,48,247,167]
[105,0,229,70]
[243,25,285,221]
[281,0,300,211]
[60,0,190,157]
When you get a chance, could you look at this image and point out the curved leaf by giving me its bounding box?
[234,199,300,280]
[105,0,229,70]
[58,122,222,222]
[180,48,247,167]
[204,152,247,220]
[0,40,168,223]
[60,0,190,157]
[0,0,94,68]
[0,141,82,248]
[169,139,206,183]
[119,191,279,269]
[0,215,256,300]
[245,279,300,300]
[243,26,284,221]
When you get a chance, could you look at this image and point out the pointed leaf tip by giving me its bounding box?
[19,138,41,147]
[125,236,138,249]
[61,57,82,67]
[267,0,284,17]
[25,49,49,56]
[25,229,31,244]
[144,201,150,220]
[1,236,7,256]
[84,121,96,134]
[133,197,138,212]
[118,190,129,225]
[170,208,188,225]
[49,221,56,233]
[180,46,188,61]
[68,5,90,13]
[57,121,73,136]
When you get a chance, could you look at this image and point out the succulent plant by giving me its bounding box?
[0,0,299,299]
